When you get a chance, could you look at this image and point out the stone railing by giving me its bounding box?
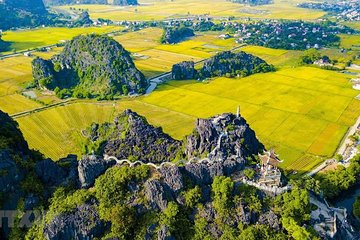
[241,179,292,195]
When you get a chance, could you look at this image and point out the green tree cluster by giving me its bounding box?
[317,154,360,198]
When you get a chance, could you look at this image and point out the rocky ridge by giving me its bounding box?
[83,109,182,163]
[171,51,274,80]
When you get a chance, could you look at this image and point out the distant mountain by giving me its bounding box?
[32,34,148,99]
[160,26,195,44]
[43,0,138,6]
[171,51,275,80]
[0,0,50,30]
[230,0,273,5]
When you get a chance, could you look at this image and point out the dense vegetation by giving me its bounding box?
[0,0,52,30]
[199,51,275,79]
[317,155,360,199]
[27,169,319,240]
[171,51,274,80]
[160,26,195,44]
[32,34,148,99]
[237,21,353,50]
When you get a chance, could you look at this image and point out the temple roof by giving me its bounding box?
[258,149,282,166]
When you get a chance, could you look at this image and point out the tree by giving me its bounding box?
[160,202,179,232]
[193,216,213,240]
[109,205,136,239]
[299,49,321,64]
[212,176,234,216]
[244,168,255,180]
[183,186,202,208]
[238,226,258,240]
[281,217,311,240]
[277,187,310,223]
[353,197,360,219]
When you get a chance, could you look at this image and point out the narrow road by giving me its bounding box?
[306,115,360,177]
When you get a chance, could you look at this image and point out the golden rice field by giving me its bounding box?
[16,100,196,159]
[0,56,33,96]
[114,28,240,78]
[1,26,123,53]
[339,34,360,50]
[55,0,325,21]
[14,67,360,174]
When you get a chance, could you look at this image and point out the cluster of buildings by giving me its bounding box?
[298,1,360,21]
[233,20,352,50]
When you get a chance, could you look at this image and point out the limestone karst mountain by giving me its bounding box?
[32,34,148,99]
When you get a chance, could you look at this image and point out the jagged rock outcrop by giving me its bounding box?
[0,111,30,210]
[159,165,184,194]
[32,34,148,98]
[200,51,274,78]
[78,154,116,188]
[84,109,182,163]
[35,159,67,186]
[185,112,263,161]
[43,204,106,240]
[74,11,93,26]
[32,58,56,89]
[258,210,280,230]
[145,179,172,211]
[161,27,195,44]
[171,61,196,80]
[0,151,22,195]
[158,225,175,240]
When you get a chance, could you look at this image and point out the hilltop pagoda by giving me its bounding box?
[258,149,283,187]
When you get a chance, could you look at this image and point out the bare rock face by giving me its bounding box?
[257,210,280,230]
[32,58,56,89]
[158,225,175,240]
[171,61,196,80]
[185,112,263,162]
[43,204,106,240]
[0,151,22,194]
[145,179,172,211]
[159,165,184,194]
[78,155,116,188]
[86,109,182,163]
[35,159,67,186]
